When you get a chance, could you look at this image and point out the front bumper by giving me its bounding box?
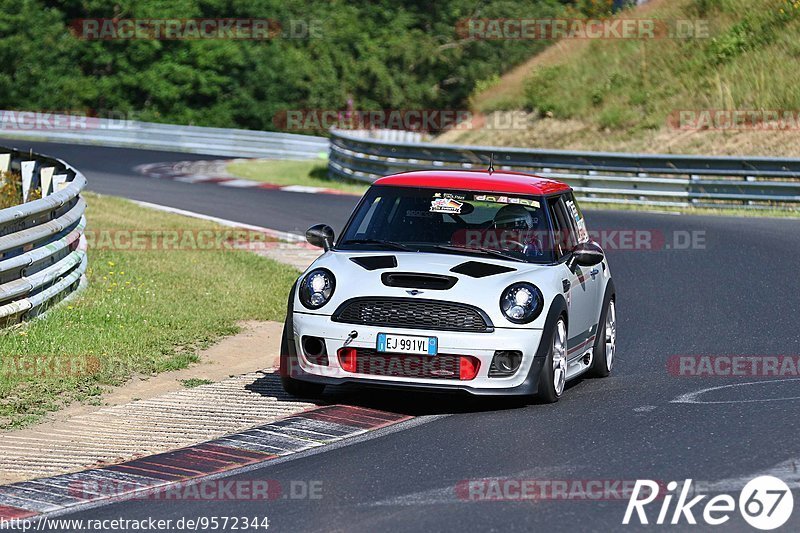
[286,312,547,396]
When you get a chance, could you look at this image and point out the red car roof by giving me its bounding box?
[373,170,571,196]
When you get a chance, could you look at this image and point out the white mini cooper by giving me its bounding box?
[280,170,616,402]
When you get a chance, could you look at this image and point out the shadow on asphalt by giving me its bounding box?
[245,372,582,417]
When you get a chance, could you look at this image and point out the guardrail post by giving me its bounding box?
[0,146,88,325]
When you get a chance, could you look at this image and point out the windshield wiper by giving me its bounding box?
[433,244,525,263]
[339,239,414,251]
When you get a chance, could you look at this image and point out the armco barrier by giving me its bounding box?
[0,110,328,160]
[0,146,87,325]
[328,129,800,209]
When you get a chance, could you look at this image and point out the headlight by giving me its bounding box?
[299,268,336,309]
[500,283,543,324]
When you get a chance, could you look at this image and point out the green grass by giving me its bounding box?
[477,0,800,132]
[0,192,300,430]
[226,159,368,194]
[179,378,214,388]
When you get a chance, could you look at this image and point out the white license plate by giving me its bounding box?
[376,333,438,355]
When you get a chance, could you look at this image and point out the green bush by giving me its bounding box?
[0,171,42,208]
[0,171,22,209]
[0,0,572,133]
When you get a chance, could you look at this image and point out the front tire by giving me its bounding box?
[279,320,325,399]
[588,299,616,378]
[281,375,325,399]
[536,317,568,403]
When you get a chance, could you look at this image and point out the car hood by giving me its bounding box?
[293,250,565,330]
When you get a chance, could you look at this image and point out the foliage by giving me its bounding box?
[0,171,21,208]
[0,0,582,133]
[0,171,40,208]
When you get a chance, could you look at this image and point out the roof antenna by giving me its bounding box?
[487,152,495,175]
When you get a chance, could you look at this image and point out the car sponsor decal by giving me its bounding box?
[405,209,436,218]
[433,192,466,200]
[565,199,589,243]
[474,194,540,208]
[430,197,464,214]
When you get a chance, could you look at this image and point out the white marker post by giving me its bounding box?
[39,167,55,197]
[52,174,68,192]
[20,160,37,203]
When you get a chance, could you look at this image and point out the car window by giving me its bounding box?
[548,195,577,258]
[564,192,589,243]
[338,185,555,263]
[354,195,382,236]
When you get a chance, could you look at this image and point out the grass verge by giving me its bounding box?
[446,0,800,157]
[0,192,300,430]
[226,159,368,194]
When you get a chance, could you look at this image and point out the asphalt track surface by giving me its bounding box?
[6,140,800,532]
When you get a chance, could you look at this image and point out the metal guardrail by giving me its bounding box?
[328,129,800,209]
[0,111,328,160]
[0,147,87,325]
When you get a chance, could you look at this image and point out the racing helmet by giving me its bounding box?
[491,204,543,256]
[492,204,535,230]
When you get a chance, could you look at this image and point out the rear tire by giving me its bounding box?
[279,320,325,399]
[588,299,616,378]
[536,317,568,403]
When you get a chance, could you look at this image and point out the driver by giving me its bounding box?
[491,204,544,257]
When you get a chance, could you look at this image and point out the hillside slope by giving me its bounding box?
[438,0,800,156]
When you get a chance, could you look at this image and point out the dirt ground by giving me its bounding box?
[13,320,283,432]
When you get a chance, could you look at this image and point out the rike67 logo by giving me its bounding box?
[623,476,794,530]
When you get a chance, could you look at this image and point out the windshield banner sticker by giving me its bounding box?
[430,197,464,214]
[475,194,540,208]
[433,192,466,200]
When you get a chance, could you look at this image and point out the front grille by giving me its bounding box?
[332,297,493,333]
[354,349,461,380]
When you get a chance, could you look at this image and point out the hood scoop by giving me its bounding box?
[381,272,458,290]
[350,255,397,271]
[450,261,517,278]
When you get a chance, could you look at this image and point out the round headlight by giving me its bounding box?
[299,268,335,309]
[500,283,543,324]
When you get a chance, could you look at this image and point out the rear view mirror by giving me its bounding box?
[572,241,604,267]
[306,224,335,251]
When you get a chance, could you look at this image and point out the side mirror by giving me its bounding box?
[306,224,335,251]
[572,241,604,267]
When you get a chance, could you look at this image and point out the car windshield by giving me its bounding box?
[338,185,555,263]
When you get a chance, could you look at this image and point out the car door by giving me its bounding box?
[547,194,601,360]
